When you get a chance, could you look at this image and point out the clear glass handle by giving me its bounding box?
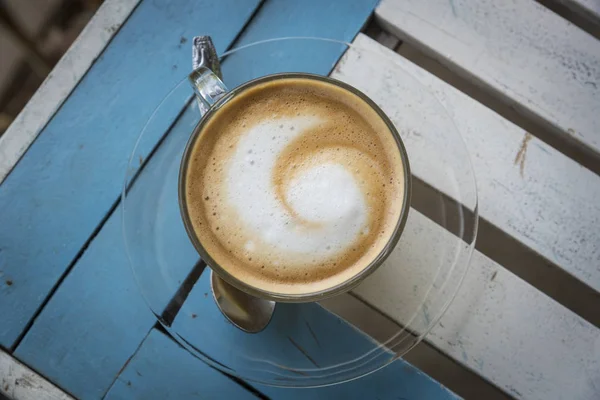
[188,66,228,115]
[188,36,227,115]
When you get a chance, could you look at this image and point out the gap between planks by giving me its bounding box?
[100,325,154,399]
[331,34,600,400]
[8,95,190,353]
[413,176,600,328]
[323,172,596,394]
[362,18,401,49]
[6,5,594,399]
[150,323,271,400]
[360,22,600,327]
[394,42,600,177]
[536,0,600,40]
[8,1,382,398]
[7,0,269,353]
[321,293,513,400]
[395,41,600,328]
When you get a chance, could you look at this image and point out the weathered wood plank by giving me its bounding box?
[13,104,200,400]
[0,0,141,184]
[103,330,259,400]
[321,294,513,400]
[333,34,600,400]
[13,150,168,399]
[13,1,382,398]
[0,349,73,400]
[105,328,460,400]
[167,269,391,384]
[354,210,600,400]
[334,33,600,294]
[0,0,262,349]
[375,0,600,160]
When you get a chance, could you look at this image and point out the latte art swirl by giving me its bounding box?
[185,77,406,295]
[229,116,372,259]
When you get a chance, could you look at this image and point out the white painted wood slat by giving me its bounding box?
[335,33,600,400]
[353,209,600,400]
[0,0,141,184]
[334,34,600,293]
[0,349,73,400]
[375,0,600,157]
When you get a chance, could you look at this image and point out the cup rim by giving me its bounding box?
[178,72,412,302]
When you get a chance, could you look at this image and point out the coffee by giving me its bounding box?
[183,76,407,295]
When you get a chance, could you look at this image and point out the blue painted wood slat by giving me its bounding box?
[4,0,264,398]
[105,330,259,400]
[12,0,392,398]
[105,329,459,400]
[0,0,262,349]
[14,109,200,399]
[168,271,393,384]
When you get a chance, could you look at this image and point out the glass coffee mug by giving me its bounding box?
[122,36,477,388]
[178,41,412,308]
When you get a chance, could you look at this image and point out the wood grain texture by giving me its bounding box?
[353,210,600,400]
[12,0,383,398]
[13,158,168,399]
[0,0,262,349]
[335,33,600,293]
[321,294,513,400]
[333,35,600,400]
[13,102,201,400]
[105,328,459,400]
[0,349,73,400]
[103,330,259,400]
[166,269,393,384]
[375,0,600,158]
[0,0,141,184]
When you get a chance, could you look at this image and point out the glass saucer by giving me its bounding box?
[121,37,478,388]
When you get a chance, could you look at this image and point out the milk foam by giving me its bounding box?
[226,116,368,265]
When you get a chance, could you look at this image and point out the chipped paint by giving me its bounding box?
[514,132,533,177]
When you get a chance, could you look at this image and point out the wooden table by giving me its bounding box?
[1,0,599,399]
